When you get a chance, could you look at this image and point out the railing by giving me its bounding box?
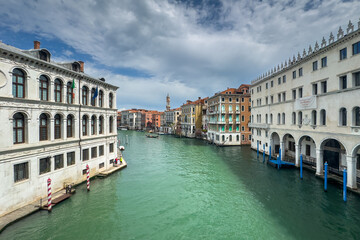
[302,155,316,167]
[248,123,270,129]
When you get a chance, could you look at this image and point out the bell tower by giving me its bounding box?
[166,93,170,111]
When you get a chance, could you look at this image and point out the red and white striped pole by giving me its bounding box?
[47,178,52,212]
[86,164,90,191]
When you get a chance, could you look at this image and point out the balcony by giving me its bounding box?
[248,123,270,129]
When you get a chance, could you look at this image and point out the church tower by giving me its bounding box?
[166,93,170,111]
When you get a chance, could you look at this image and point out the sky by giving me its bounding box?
[0,0,359,111]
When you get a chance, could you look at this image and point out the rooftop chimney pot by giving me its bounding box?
[34,41,40,49]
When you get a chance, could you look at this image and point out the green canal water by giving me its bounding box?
[2,131,360,239]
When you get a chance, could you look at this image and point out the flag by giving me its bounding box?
[71,79,75,99]
[92,86,98,99]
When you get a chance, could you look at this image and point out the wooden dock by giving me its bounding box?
[98,160,127,178]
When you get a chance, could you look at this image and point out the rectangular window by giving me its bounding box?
[67,152,75,166]
[271,81,273,87]
[265,83,268,89]
[340,48,347,60]
[292,71,296,79]
[283,75,286,83]
[321,81,327,93]
[299,88,303,98]
[278,93,281,102]
[99,162,105,169]
[312,83,318,95]
[282,92,286,101]
[321,57,327,68]
[265,97,268,105]
[110,143,114,153]
[83,149,89,161]
[39,157,51,174]
[241,98,244,102]
[299,68,303,77]
[91,147,97,158]
[340,75,347,89]
[353,41,360,55]
[54,154,64,170]
[270,96,274,104]
[292,89,296,100]
[278,77,281,85]
[241,116,245,122]
[14,162,29,182]
[313,61,318,71]
[354,72,360,87]
[99,145,104,156]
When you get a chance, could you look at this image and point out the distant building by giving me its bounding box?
[164,108,182,134]
[117,111,122,128]
[181,97,208,138]
[0,40,118,216]
[207,84,251,145]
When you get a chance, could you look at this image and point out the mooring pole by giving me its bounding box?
[324,162,328,191]
[86,164,90,191]
[343,168,347,202]
[269,146,272,161]
[257,141,259,158]
[47,178,52,212]
[277,148,281,169]
[300,154,303,179]
[263,144,265,163]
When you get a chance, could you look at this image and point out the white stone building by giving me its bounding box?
[250,20,360,189]
[0,41,118,216]
[164,108,181,134]
[121,110,143,130]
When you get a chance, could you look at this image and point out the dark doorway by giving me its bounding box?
[323,139,341,174]
[306,145,311,156]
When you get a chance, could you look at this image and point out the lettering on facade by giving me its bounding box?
[294,96,317,111]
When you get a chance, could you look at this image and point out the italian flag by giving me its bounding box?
[71,79,75,99]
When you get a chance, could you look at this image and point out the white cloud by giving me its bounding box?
[0,0,359,110]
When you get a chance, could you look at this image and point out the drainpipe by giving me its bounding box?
[78,76,82,161]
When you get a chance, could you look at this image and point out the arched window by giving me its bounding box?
[12,68,25,98]
[320,109,326,125]
[82,115,88,136]
[54,79,62,102]
[67,82,73,104]
[39,75,49,101]
[91,88,96,106]
[54,114,62,139]
[91,115,96,135]
[292,112,296,125]
[265,114,268,124]
[67,115,73,138]
[298,111,303,125]
[99,90,103,107]
[99,116,104,134]
[109,116,113,133]
[82,86,88,105]
[13,112,25,144]
[312,110,317,125]
[353,107,360,126]
[109,93,113,108]
[270,114,273,124]
[282,113,285,124]
[229,135,232,142]
[39,113,49,141]
[277,113,280,124]
[339,108,347,126]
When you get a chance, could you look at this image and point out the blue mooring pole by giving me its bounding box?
[324,162,328,191]
[269,146,272,161]
[257,141,259,158]
[343,168,347,202]
[300,154,303,179]
[263,144,265,163]
[277,148,281,170]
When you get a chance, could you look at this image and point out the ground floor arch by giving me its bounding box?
[320,138,347,176]
[298,135,317,168]
[283,133,296,163]
[270,132,281,158]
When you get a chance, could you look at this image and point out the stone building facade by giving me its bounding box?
[249,20,360,189]
[181,97,208,138]
[0,41,118,216]
[207,84,251,145]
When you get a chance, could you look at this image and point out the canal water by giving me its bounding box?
[1,131,360,239]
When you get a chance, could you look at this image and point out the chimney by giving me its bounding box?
[198,97,201,100]
[78,61,84,72]
[34,41,40,49]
